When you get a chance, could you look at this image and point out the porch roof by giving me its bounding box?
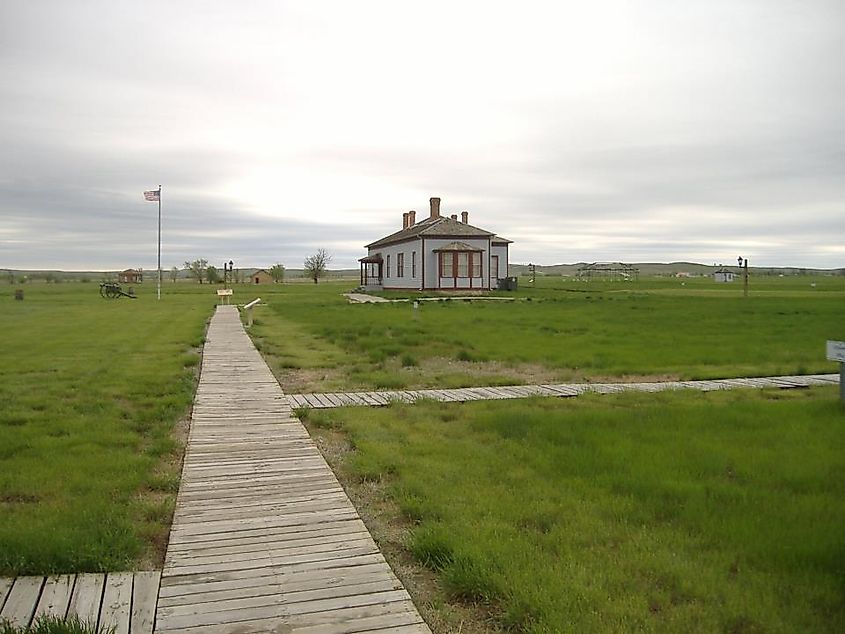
[359,255,383,263]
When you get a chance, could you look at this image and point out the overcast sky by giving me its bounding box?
[1,0,843,271]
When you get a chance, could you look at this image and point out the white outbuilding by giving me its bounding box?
[713,268,737,283]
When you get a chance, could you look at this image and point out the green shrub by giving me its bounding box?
[400,354,419,367]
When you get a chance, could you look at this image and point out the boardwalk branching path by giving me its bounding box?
[287,374,840,409]
[156,306,429,634]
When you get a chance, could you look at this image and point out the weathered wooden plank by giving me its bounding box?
[99,572,133,634]
[167,529,374,558]
[166,518,367,550]
[158,572,399,608]
[162,550,388,592]
[34,574,75,620]
[159,561,392,599]
[67,573,105,625]
[158,580,406,621]
[0,577,14,611]
[157,591,414,631]
[0,576,43,627]
[130,571,160,634]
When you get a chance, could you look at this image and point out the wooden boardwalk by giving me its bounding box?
[156,306,429,634]
[287,374,840,409]
[0,572,160,633]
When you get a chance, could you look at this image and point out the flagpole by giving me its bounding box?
[157,185,162,301]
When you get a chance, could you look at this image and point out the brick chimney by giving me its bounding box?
[450,214,458,220]
[408,210,416,226]
[461,211,468,224]
[429,197,440,219]
[402,212,409,229]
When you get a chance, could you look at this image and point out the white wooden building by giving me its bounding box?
[359,197,512,291]
[713,268,737,282]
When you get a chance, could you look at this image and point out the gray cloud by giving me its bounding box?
[1,0,843,270]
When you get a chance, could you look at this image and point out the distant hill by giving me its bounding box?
[508,262,844,277]
[0,267,361,283]
[2,263,840,283]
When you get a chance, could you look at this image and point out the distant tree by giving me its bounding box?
[206,265,221,284]
[5,270,14,285]
[184,258,208,284]
[170,266,179,283]
[268,263,285,283]
[303,249,332,284]
[44,272,56,283]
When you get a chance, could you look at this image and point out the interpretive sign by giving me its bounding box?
[827,340,845,402]
[827,340,845,363]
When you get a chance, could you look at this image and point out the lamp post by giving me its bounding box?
[738,256,748,297]
[228,260,234,289]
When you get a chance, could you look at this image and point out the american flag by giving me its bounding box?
[144,189,160,202]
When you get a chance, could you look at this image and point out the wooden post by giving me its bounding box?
[743,258,749,298]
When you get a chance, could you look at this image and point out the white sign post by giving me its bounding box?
[216,288,233,305]
[826,340,845,401]
[244,297,262,327]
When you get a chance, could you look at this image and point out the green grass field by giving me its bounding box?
[250,276,845,391]
[302,387,845,633]
[2,271,842,634]
[0,283,216,574]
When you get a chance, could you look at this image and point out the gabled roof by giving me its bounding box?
[366,216,495,249]
[491,235,513,244]
[432,241,484,252]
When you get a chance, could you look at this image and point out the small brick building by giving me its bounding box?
[249,269,273,285]
[118,269,143,284]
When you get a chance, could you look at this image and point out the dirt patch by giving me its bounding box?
[416,357,565,385]
[275,367,348,393]
[308,425,504,634]
[584,372,683,383]
[280,356,682,393]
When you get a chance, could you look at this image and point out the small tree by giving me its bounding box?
[304,249,332,284]
[184,258,208,284]
[268,263,285,284]
[170,266,179,283]
[206,265,221,284]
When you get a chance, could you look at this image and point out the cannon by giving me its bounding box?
[99,282,136,299]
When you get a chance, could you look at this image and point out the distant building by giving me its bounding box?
[249,269,273,284]
[713,268,736,283]
[118,269,142,284]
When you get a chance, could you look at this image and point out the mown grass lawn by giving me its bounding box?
[251,276,844,391]
[302,387,845,633]
[0,282,215,574]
